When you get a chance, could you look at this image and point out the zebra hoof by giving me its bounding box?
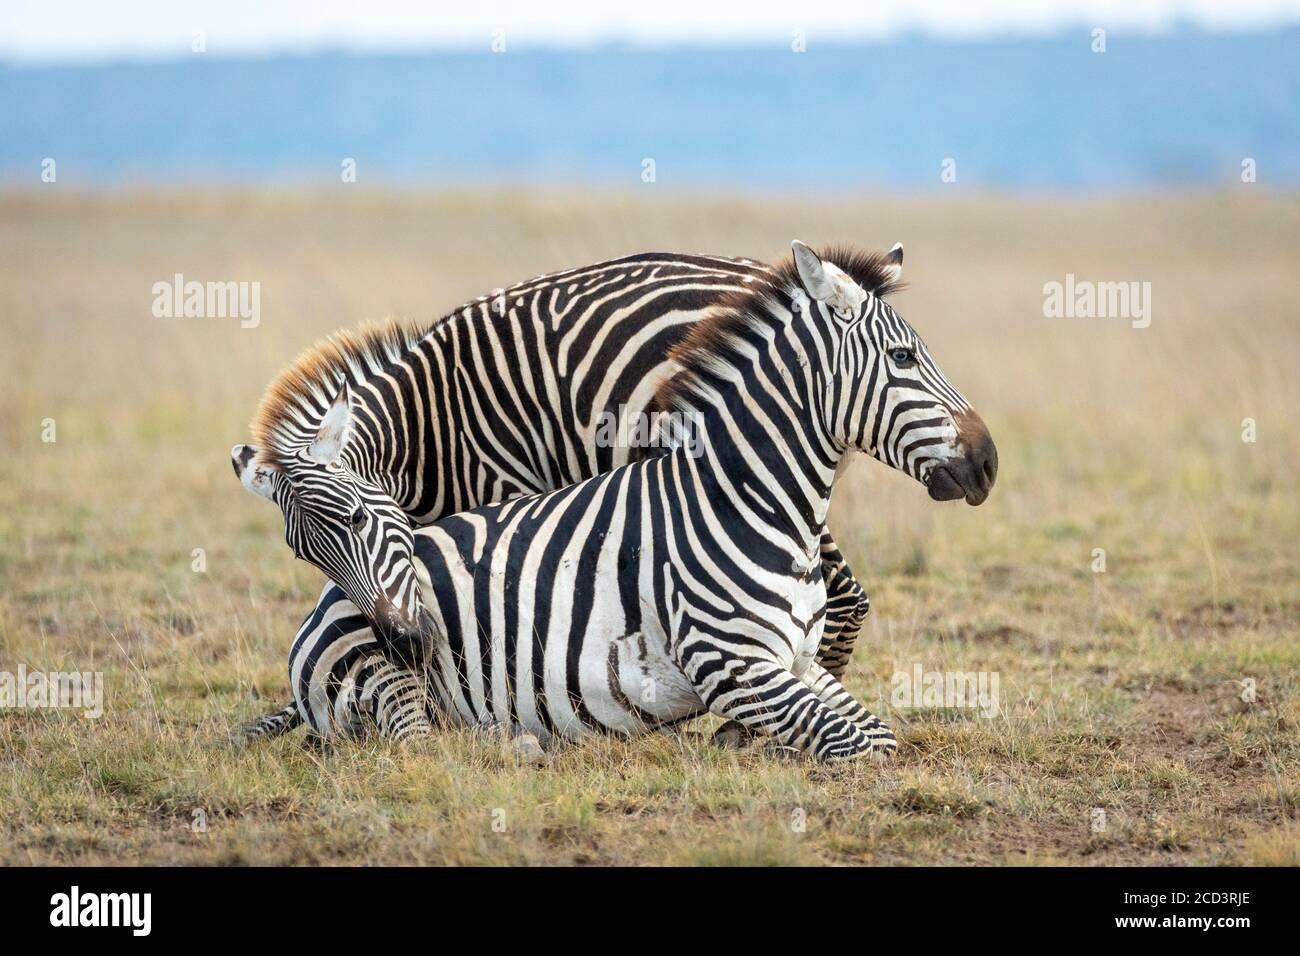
[505,732,548,768]
[711,720,755,750]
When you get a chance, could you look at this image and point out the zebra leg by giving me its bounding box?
[230,582,398,745]
[352,651,436,745]
[298,647,435,746]
[287,584,382,739]
[798,661,895,752]
[711,530,871,750]
[815,531,870,680]
[228,583,372,745]
[710,654,892,753]
[684,641,886,761]
[279,584,434,744]
[230,701,302,744]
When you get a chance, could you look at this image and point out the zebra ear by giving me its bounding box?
[306,386,351,465]
[232,444,281,503]
[791,240,835,302]
[792,240,865,316]
[882,242,904,287]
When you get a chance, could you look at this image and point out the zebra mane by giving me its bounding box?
[769,243,908,302]
[655,244,905,414]
[252,319,428,469]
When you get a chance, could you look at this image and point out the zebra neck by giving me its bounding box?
[685,328,840,554]
[341,365,427,515]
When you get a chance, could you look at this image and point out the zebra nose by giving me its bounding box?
[965,419,998,496]
[953,410,998,503]
[372,596,418,643]
[371,596,427,668]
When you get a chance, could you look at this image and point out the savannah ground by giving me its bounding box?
[0,188,1296,865]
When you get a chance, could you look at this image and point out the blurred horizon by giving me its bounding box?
[3,24,1298,191]
[5,0,1300,64]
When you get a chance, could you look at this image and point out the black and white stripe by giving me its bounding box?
[232,252,878,742]
[279,242,997,760]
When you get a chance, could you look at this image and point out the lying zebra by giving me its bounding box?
[235,241,997,759]
[232,251,877,744]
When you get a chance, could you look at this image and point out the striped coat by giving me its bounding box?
[234,252,873,742]
[274,242,997,759]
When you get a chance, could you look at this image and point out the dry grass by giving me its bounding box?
[0,187,1297,865]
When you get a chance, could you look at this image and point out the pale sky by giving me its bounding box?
[2,0,1298,62]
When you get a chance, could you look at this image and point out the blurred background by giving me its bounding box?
[2,0,1296,566]
[1,0,1297,864]
[3,1,1299,188]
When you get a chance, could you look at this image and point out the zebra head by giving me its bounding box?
[791,240,998,505]
[230,385,424,647]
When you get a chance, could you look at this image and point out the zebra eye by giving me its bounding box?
[348,507,366,531]
[889,347,917,367]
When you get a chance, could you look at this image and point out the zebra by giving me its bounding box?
[230,252,888,743]
[247,241,997,759]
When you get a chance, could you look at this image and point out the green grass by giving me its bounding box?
[0,188,1297,864]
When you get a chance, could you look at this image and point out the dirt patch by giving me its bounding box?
[1125,683,1217,762]
[1150,599,1299,638]
[955,623,1034,644]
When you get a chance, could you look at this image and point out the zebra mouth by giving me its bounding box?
[926,466,967,502]
[926,464,990,506]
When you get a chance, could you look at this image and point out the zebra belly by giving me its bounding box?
[418,583,699,741]
[587,629,704,734]
[414,477,702,743]
[411,458,829,743]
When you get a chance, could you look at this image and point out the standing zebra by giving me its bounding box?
[231,253,880,742]
[242,242,997,759]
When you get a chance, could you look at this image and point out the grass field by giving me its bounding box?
[1,188,1297,865]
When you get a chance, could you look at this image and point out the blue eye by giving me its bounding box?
[889,347,916,367]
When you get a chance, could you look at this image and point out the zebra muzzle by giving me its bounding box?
[929,412,998,506]
[372,595,421,645]
[927,466,967,502]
